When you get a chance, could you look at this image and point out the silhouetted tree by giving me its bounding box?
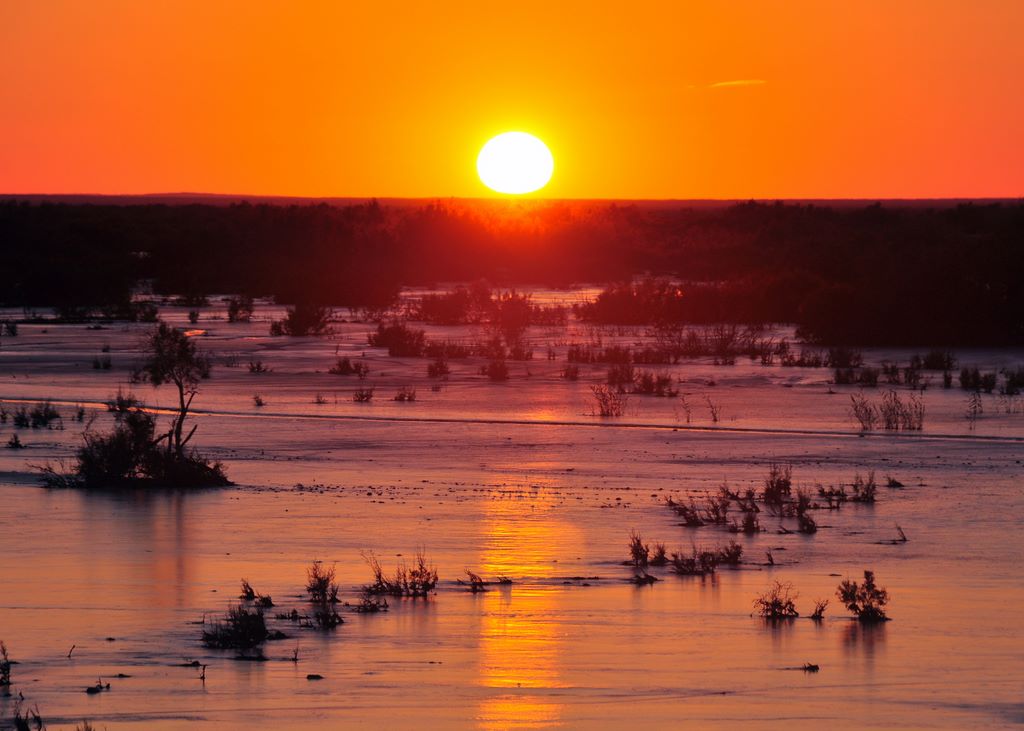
[139,322,211,458]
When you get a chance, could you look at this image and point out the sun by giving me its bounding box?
[477,132,554,194]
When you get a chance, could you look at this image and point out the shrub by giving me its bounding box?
[762,463,793,505]
[12,407,30,428]
[202,605,270,649]
[591,385,626,417]
[628,530,649,568]
[729,512,761,534]
[826,347,863,369]
[393,386,416,402]
[858,367,879,387]
[702,492,730,524]
[850,392,878,431]
[1,641,10,687]
[850,471,877,502]
[810,599,828,620]
[6,434,24,449]
[666,496,705,526]
[1003,366,1024,396]
[427,357,450,378]
[650,543,668,566]
[464,570,487,593]
[670,546,719,576]
[754,581,799,619]
[106,387,141,417]
[718,541,743,565]
[833,367,855,385]
[880,390,925,430]
[633,371,677,397]
[329,357,369,378]
[226,295,255,323]
[481,358,509,381]
[305,561,340,604]
[353,387,375,403]
[363,551,438,598]
[916,349,956,371]
[561,364,580,381]
[252,394,265,407]
[270,302,331,336]
[837,570,889,622]
[49,409,230,489]
[368,322,425,356]
[21,402,61,429]
[606,363,635,391]
[248,360,270,374]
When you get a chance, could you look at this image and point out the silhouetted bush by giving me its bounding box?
[591,385,626,417]
[628,530,650,569]
[368,322,426,356]
[837,570,890,622]
[670,546,719,576]
[270,302,331,337]
[427,357,450,378]
[226,295,255,323]
[754,581,799,619]
[306,561,340,604]
[202,605,270,649]
[329,357,369,377]
[363,551,438,598]
[482,359,509,381]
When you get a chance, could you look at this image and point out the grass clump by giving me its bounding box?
[628,530,649,569]
[363,551,438,598]
[591,385,627,417]
[761,463,793,505]
[670,546,720,576]
[305,561,340,604]
[202,605,270,649]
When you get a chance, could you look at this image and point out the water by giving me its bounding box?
[0,300,1022,729]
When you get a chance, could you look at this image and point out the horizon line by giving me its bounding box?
[2,191,1022,205]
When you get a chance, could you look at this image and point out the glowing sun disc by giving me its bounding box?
[477,132,554,194]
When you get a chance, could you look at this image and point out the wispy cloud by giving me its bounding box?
[708,79,767,89]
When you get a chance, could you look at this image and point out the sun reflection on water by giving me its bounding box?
[474,481,582,730]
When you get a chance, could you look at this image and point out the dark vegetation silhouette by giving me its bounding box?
[837,570,890,622]
[38,323,229,488]
[1,199,1022,344]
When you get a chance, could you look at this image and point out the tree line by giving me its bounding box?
[1,198,1021,344]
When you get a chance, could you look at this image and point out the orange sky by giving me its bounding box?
[1,1,1022,199]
